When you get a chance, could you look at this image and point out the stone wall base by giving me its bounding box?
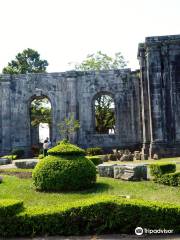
[149,142,180,158]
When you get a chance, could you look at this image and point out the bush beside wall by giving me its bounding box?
[156,172,180,186]
[149,163,176,178]
[86,156,103,165]
[0,196,180,237]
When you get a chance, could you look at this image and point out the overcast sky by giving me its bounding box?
[0,0,180,72]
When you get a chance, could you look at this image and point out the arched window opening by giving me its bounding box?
[30,97,52,154]
[94,94,115,134]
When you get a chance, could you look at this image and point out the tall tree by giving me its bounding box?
[3,48,48,74]
[75,51,127,71]
[74,51,126,133]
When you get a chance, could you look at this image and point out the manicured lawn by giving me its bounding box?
[0,175,180,208]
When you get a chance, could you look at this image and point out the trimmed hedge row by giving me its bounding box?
[156,171,180,186]
[150,163,176,178]
[86,147,103,156]
[86,156,103,166]
[0,199,23,217]
[0,196,180,237]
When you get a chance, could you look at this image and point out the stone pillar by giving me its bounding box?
[1,81,12,154]
[138,45,151,156]
[146,45,165,157]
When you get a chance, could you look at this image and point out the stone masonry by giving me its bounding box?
[1,34,180,158]
[0,69,141,155]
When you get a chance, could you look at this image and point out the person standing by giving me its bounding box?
[43,139,49,157]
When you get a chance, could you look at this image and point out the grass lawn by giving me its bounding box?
[0,174,180,208]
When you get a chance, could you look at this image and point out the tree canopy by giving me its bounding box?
[75,51,127,71]
[3,48,48,74]
[30,98,51,127]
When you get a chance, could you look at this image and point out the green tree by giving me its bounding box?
[3,48,48,74]
[74,51,123,134]
[75,51,127,71]
[95,95,115,134]
[58,114,80,141]
[30,98,51,127]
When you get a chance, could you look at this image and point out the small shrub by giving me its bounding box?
[11,149,24,159]
[48,140,85,156]
[86,156,103,165]
[38,154,44,159]
[156,172,180,186]
[31,145,40,157]
[149,163,176,178]
[1,155,17,160]
[32,156,96,191]
[108,154,117,161]
[86,147,103,156]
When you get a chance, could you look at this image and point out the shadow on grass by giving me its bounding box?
[80,182,113,194]
[34,182,112,195]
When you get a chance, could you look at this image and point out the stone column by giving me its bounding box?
[1,81,12,154]
[138,45,151,157]
[146,45,165,157]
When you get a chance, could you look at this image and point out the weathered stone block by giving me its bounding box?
[98,163,117,177]
[0,176,3,183]
[0,158,11,165]
[14,159,38,169]
[120,164,147,181]
[114,165,126,179]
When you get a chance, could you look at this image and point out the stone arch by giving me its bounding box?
[92,91,117,134]
[28,94,53,156]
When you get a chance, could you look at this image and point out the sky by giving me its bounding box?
[0,0,180,72]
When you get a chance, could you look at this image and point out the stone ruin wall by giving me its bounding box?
[2,34,180,158]
[138,34,180,157]
[0,69,142,156]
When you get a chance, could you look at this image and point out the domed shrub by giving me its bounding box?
[32,141,96,191]
[47,140,85,156]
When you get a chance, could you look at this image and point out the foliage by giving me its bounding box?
[1,196,180,237]
[95,94,115,133]
[11,149,24,159]
[30,98,51,127]
[149,163,176,178]
[3,48,48,74]
[58,114,80,141]
[1,155,17,160]
[0,199,23,217]
[33,141,96,191]
[48,140,85,156]
[86,147,103,156]
[156,172,180,186]
[86,156,103,166]
[75,51,127,71]
[32,156,96,191]
[38,154,44,159]
[108,154,117,161]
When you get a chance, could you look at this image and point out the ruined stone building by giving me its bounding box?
[1,34,180,158]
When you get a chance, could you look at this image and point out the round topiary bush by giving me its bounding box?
[32,141,96,191]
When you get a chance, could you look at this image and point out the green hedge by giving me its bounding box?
[156,172,180,186]
[48,141,85,156]
[86,156,103,166]
[149,163,176,178]
[86,147,103,156]
[33,156,96,191]
[1,196,180,237]
[0,199,23,217]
